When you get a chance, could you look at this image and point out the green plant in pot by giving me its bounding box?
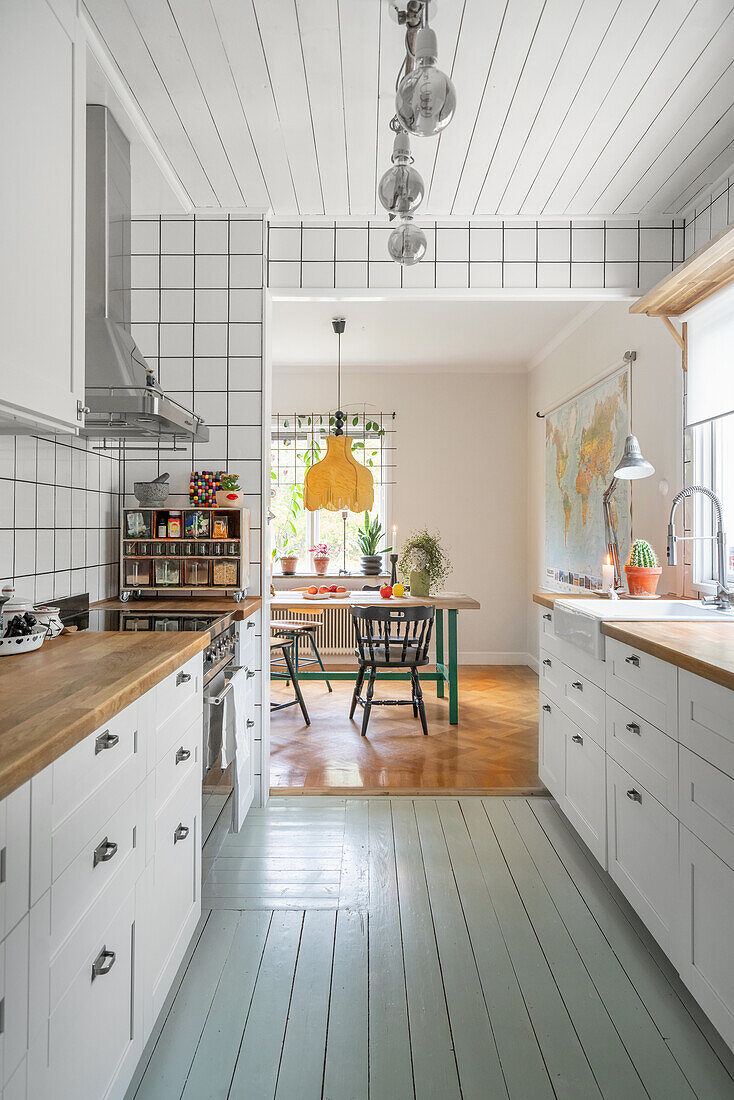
[624,538,662,596]
[278,539,300,576]
[356,513,391,576]
[216,472,243,508]
[399,529,451,597]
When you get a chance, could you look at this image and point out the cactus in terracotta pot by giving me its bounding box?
[624,539,662,596]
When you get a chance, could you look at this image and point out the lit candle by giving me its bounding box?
[602,554,614,593]
[392,524,398,553]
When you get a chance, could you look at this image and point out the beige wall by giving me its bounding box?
[526,301,684,661]
[273,369,528,662]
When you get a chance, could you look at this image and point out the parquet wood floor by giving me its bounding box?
[270,665,542,794]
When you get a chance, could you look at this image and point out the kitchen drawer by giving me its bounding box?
[155,691,201,766]
[0,784,30,941]
[679,670,734,779]
[150,767,200,1018]
[51,701,140,829]
[30,888,140,1100]
[606,696,678,813]
[538,606,555,642]
[560,666,605,748]
[538,650,566,709]
[49,788,143,955]
[154,713,200,813]
[542,629,605,689]
[563,716,606,867]
[154,653,202,727]
[538,695,565,804]
[605,637,677,735]
[679,746,734,871]
[0,916,29,1091]
[607,758,678,954]
[678,825,734,1053]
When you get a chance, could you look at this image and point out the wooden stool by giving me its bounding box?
[270,617,332,692]
[270,637,310,725]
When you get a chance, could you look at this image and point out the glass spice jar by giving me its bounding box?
[167,511,182,539]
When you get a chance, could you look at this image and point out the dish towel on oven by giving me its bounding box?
[221,667,246,769]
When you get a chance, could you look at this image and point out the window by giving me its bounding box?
[690,414,734,588]
[270,412,394,574]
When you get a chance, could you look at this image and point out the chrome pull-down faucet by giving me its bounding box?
[667,486,732,611]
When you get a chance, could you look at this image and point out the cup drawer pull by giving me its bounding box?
[174,823,190,844]
[542,658,552,667]
[176,671,192,686]
[542,704,551,713]
[95,730,119,755]
[625,722,641,735]
[571,733,584,745]
[247,620,256,629]
[246,669,255,679]
[91,946,116,981]
[246,718,255,728]
[93,837,118,868]
[175,747,191,764]
[626,788,642,803]
[571,680,583,691]
[625,654,640,667]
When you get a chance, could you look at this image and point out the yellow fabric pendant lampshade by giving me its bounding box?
[303,435,374,512]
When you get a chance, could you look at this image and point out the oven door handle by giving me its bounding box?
[205,666,244,707]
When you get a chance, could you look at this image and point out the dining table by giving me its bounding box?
[270,591,481,724]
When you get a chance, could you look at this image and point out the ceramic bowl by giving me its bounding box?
[0,630,47,656]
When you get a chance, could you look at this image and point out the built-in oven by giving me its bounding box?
[202,622,239,845]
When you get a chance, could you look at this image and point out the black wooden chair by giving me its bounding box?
[350,604,434,737]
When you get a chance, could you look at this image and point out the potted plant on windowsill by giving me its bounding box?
[624,539,662,596]
[399,529,451,597]
[278,541,300,576]
[356,513,391,576]
[309,542,331,576]
[216,473,243,508]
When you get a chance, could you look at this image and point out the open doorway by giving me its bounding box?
[265,295,623,795]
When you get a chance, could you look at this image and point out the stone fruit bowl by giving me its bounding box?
[133,473,170,506]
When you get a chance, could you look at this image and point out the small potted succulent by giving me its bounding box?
[624,539,662,596]
[399,529,451,597]
[357,513,391,576]
[279,540,299,576]
[216,473,243,508]
[309,542,331,576]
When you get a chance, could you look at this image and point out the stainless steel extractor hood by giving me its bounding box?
[83,105,208,443]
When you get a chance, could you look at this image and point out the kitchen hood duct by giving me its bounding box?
[83,105,208,443]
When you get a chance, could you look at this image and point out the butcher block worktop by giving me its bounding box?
[601,620,734,692]
[92,595,262,629]
[0,630,208,801]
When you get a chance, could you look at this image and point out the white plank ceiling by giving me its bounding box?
[83,0,734,218]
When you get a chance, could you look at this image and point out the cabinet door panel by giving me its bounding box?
[678,826,734,1051]
[538,696,564,803]
[605,638,677,735]
[607,758,678,953]
[563,718,606,866]
[679,746,734,871]
[606,695,678,813]
[679,671,734,779]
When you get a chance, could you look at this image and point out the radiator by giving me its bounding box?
[271,605,355,655]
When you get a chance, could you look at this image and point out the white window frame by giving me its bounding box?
[690,414,734,593]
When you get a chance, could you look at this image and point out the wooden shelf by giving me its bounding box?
[630,223,734,317]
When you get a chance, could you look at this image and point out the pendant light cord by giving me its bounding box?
[337,329,341,412]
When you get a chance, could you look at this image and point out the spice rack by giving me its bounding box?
[121,507,250,597]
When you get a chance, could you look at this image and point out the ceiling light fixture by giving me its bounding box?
[378,130,425,217]
[395,24,456,137]
[388,215,427,266]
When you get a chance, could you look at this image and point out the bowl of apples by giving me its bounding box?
[303,584,349,599]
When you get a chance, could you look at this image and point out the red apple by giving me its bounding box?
[336,586,347,592]
[307,585,318,594]
[329,584,338,592]
[318,585,330,593]
[380,585,393,599]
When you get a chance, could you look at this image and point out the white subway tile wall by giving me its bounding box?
[683,174,734,258]
[0,435,120,604]
[267,218,684,291]
[127,213,266,596]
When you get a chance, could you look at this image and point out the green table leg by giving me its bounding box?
[448,609,458,725]
[435,609,445,697]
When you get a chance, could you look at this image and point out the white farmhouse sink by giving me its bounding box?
[553,597,734,660]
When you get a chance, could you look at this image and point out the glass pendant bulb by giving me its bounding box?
[378,130,425,216]
[387,216,427,266]
[395,26,456,137]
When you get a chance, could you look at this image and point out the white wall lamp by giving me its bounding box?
[603,434,655,594]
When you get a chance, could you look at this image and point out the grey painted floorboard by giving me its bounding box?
[131,797,734,1100]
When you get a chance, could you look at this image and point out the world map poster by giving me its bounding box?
[545,368,630,590]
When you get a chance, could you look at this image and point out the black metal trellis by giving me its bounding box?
[270,409,396,490]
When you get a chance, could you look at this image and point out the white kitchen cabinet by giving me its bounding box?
[0,918,30,1093]
[679,746,734,873]
[605,637,678,736]
[606,695,678,813]
[0,0,86,434]
[607,758,678,953]
[0,786,30,942]
[679,670,734,779]
[563,717,607,867]
[678,826,734,1052]
[538,697,565,804]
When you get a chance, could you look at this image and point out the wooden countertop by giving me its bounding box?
[532,589,678,610]
[0,631,208,802]
[93,595,262,633]
[601,621,734,692]
[272,591,480,611]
